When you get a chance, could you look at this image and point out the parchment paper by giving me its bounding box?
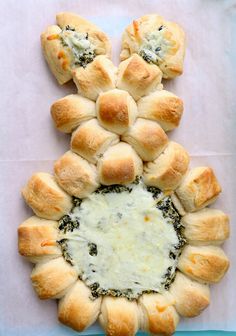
[0,0,236,334]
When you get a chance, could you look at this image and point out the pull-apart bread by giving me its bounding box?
[18,12,229,336]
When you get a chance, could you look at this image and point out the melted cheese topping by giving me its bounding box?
[60,28,95,67]
[139,26,172,64]
[61,183,180,298]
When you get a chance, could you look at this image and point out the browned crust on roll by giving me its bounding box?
[170,271,210,317]
[143,141,189,191]
[96,89,138,135]
[18,216,61,263]
[51,94,95,133]
[41,25,73,85]
[138,292,179,335]
[122,118,168,161]
[97,142,143,185]
[71,119,119,163]
[31,257,78,299]
[176,167,222,212]
[178,245,230,283]
[182,208,230,245]
[22,172,72,220]
[137,90,183,131]
[73,56,117,101]
[117,54,162,101]
[99,297,139,336]
[58,280,101,332]
[54,150,99,198]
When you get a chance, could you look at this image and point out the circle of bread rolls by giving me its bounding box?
[18,12,230,336]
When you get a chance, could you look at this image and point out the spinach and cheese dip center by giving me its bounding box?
[139,25,173,64]
[60,25,95,67]
[58,180,185,300]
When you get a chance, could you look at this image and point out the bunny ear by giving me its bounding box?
[41,13,111,86]
[120,14,186,79]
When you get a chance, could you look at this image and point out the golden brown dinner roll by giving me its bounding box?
[99,297,139,336]
[96,89,138,134]
[41,25,73,85]
[51,94,96,133]
[18,216,61,263]
[122,118,168,161]
[54,151,99,198]
[120,14,186,79]
[138,292,179,335]
[137,90,184,131]
[58,280,101,332]
[182,208,230,245]
[116,54,163,101]
[143,141,189,191]
[178,245,229,283]
[56,12,111,57]
[176,167,222,212]
[31,257,78,299]
[97,142,143,185]
[73,56,117,101]
[170,271,210,317]
[71,119,119,163]
[22,173,72,220]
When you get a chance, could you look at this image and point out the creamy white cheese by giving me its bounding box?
[139,26,171,64]
[60,28,95,67]
[60,183,180,298]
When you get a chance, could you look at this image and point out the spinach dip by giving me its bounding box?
[139,25,172,65]
[60,25,95,68]
[58,178,185,300]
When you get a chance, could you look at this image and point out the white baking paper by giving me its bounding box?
[0,0,236,334]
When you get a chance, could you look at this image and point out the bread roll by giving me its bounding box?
[51,94,95,133]
[171,193,186,216]
[54,151,99,198]
[170,271,210,317]
[120,14,186,79]
[178,245,229,283]
[58,280,101,332]
[138,292,179,335]
[73,56,117,101]
[31,257,78,299]
[182,208,230,245]
[143,141,189,191]
[176,167,222,212]
[137,90,183,131]
[71,119,119,163]
[97,142,143,185]
[41,25,73,85]
[56,12,111,57]
[22,173,72,220]
[116,54,162,101]
[122,118,168,161]
[18,216,61,263]
[96,89,138,135]
[99,297,139,336]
